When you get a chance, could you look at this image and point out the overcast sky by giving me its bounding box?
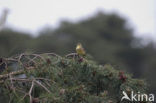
[0,0,155,39]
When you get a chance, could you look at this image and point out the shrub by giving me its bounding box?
[0,53,147,103]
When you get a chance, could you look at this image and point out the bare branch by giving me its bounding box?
[29,80,34,103]
[34,80,51,93]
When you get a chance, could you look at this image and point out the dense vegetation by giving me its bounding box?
[0,53,147,103]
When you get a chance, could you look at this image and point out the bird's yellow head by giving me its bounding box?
[77,43,82,48]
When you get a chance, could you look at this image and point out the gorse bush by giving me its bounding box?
[0,53,147,103]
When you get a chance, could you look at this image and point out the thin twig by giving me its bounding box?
[29,80,34,103]
[65,53,78,58]
[34,80,51,93]
[9,74,15,92]
[0,66,34,80]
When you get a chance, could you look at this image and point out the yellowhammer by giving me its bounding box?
[76,43,86,56]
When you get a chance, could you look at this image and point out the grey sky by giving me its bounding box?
[0,0,155,39]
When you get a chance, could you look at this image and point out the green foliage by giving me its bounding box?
[0,53,147,103]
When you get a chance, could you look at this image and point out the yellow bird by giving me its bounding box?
[76,43,86,56]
